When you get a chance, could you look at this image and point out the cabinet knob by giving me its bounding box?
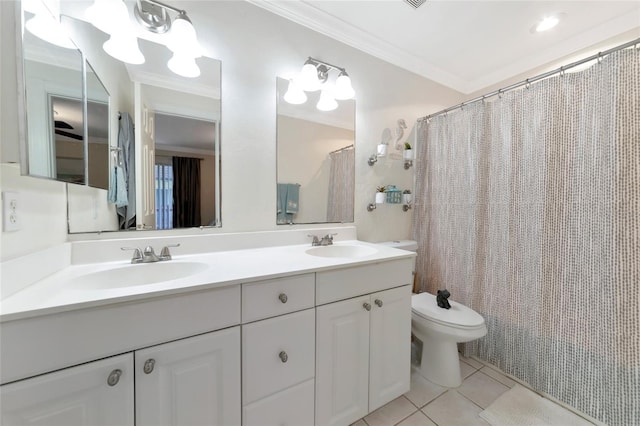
[143,358,155,374]
[279,351,288,363]
[278,293,288,304]
[375,299,383,307]
[107,369,122,386]
[363,302,371,311]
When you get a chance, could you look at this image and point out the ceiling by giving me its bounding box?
[249,0,640,94]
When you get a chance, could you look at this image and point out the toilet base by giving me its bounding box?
[418,338,462,388]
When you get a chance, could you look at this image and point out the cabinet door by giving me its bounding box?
[1,353,133,426]
[135,327,241,426]
[369,285,411,411]
[316,295,371,426]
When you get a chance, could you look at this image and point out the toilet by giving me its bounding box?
[379,240,487,388]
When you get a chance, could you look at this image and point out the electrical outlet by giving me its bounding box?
[2,191,21,232]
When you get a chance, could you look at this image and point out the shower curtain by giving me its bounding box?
[327,147,355,223]
[413,48,639,425]
[173,156,201,228]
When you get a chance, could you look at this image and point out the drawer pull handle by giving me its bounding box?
[107,369,122,386]
[279,293,288,304]
[375,299,383,307]
[279,351,288,363]
[143,359,155,374]
[363,302,371,311]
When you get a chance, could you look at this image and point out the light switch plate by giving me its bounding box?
[2,191,21,232]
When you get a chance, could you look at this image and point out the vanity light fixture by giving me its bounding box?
[23,0,75,49]
[85,0,202,75]
[285,57,355,111]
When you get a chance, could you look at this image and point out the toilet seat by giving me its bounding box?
[412,293,484,329]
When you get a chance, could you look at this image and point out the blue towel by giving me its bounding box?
[108,166,129,207]
[277,183,299,224]
[285,184,299,214]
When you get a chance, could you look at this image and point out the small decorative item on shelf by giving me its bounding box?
[375,186,386,204]
[403,142,413,160]
[403,189,412,204]
[385,185,402,204]
[377,142,388,157]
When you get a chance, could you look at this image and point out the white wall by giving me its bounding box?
[0,0,464,258]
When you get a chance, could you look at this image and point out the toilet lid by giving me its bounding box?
[412,293,485,328]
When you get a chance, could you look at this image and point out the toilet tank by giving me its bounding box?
[379,240,418,292]
[379,240,418,269]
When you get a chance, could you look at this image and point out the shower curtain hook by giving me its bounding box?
[498,89,503,99]
[597,52,603,64]
[559,66,565,77]
[525,78,531,89]
[481,95,486,104]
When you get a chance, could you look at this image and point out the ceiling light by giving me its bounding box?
[284,79,307,105]
[535,15,560,32]
[317,89,338,112]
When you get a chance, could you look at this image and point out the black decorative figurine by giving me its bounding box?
[437,289,451,309]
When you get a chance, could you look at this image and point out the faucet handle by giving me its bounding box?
[307,234,321,246]
[160,243,181,260]
[121,247,143,263]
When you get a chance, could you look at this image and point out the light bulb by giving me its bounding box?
[334,72,355,100]
[299,62,321,92]
[103,32,145,64]
[86,0,129,35]
[168,53,201,78]
[283,79,307,105]
[536,16,559,32]
[168,12,201,57]
[26,13,76,49]
[317,89,338,112]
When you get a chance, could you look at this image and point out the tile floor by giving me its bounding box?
[352,354,587,426]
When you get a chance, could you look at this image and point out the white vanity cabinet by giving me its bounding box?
[1,354,134,426]
[315,259,413,426]
[241,274,316,426]
[135,327,241,426]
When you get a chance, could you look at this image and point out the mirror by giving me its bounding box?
[22,3,85,184]
[276,77,355,224]
[21,7,222,233]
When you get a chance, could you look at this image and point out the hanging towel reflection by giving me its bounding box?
[277,183,300,224]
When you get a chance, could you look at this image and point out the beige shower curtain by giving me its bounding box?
[413,47,639,425]
[327,147,355,223]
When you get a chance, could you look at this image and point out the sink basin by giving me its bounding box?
[69,262,209,291]
[305,245,377,258]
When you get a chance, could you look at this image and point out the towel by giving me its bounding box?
[108,166,128,207]
[285,183,299,214]
[277,183,299,224]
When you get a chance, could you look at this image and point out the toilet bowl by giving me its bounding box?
[411,292,486,387]
[379,240,487,388]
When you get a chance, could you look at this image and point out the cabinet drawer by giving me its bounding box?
[316,258,413,305]
[242,274,314,323]
[243,379,314,426]
[242,309,315,404]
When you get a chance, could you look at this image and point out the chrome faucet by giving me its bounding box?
[308,233,337,246]
[121,243,181,263]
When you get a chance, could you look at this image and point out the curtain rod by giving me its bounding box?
[329,144,354,154]
[418,37,640,122]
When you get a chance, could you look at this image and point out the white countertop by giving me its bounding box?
[0,240,415,322]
